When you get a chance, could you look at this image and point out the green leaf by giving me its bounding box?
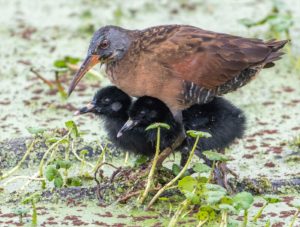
[65,120,79,138]
[55,160,72,170]
[145,122,170,131]
[54,175,63,188]
[197,206,217,221]
[178,176,197,193]
[12,206,30,215]
[66,177,82,187]
[263,195,281,204]
[45,165,58,181]
[187,130,211,138]
[22,192,41,204]
[172,164,181,175]
[134,155,148,167]
[233,192,254,210]
[26,127,46,135]
[203,150,230,161]
[193,163,211,173]
[185,190,200,204]
[204,183,227,204]
[80,149,89,156]
[219,204,236,212]
[53,56,80,68]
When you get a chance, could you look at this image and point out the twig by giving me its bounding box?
[0,139,36,181]
[30,68,53,89]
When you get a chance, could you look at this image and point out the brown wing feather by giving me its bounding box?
[146,26,281,90]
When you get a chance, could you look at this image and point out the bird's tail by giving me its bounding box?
[263,39,289,68]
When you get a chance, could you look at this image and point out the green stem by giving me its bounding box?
[220,210,228,227]
[253,202,268,222]
[243,209,248,227]
[91,143,108,173]
[71,141,94,169]
[64,139,70,179]
[289,209,300,227]
[38,131,71,177]
[168,199,190,227]
[31,201,37,227]
[197,218,208,227]
[147,135,201,209]
[0,139,36,181]
[138,127,161,204]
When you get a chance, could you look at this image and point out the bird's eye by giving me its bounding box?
[102,97,110,103]
[140,110,146,115]
[100,40,109,49]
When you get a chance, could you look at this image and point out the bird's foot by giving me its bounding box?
[213,162,238,194]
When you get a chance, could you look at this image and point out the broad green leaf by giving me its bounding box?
[263,195,281,203]
[80,149,89,156]
[45,165,58,181]
[54,56,80,68]
[145,122,170,131]
[65,120,79,138]
[54,175,63,188]
[233,192,254,210]
[134,155,148,167]
[204,183,227,204]
[197,206,217,221]
[203,150,230,161]
[55,160,72,170]
[178,176,197,193]
[219,204,236,212]
[172,164,181,176]
[66,177,82,187]
[26,127,46,135]
[22,192,41,204]
[193,163,211,173]
[187,130,211,138]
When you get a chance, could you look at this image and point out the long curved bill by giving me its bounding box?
[117,119,139,138]
[68,54,100,96]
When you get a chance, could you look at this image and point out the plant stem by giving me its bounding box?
[243,209,248,227]
[124,152,129,165]
[197,218,208,227]
[2,176,45,187]
[289,209,300,227]
[91,143,108,173]
[38,132,71,178]
[168,199,190,227]
[220,210,228,227]
[147,135,201,209]
[138,127,161,204]
[253,202,268,222]
[71,141,94,169]
[31,201,37,227]
[0,139,36,181]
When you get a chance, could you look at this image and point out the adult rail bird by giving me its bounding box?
[68,25,287,121]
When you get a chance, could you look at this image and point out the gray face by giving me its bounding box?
[88,26,131,62]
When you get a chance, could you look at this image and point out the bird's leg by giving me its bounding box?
[213,149,238,193]
[172,110,187,149]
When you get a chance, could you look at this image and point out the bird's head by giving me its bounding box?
[75,86,131,118]
[117,97,172,137]
[68,26,132,95]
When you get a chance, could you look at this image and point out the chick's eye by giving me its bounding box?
[102,97,110,103]
[100,40,109,49]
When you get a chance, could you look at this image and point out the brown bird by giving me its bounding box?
[68,25,287,121]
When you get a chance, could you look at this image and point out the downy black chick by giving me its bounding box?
[117,96,246,166]
[76,86,153,156]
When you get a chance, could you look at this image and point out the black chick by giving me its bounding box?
[76,86,153,156]
[118,96,246,165]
